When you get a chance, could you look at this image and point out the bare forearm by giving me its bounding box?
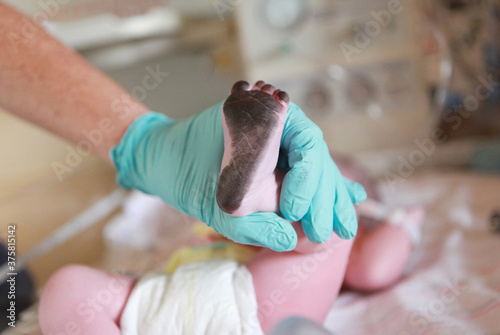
[0,4,148,162]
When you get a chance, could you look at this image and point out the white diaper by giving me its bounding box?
[120,259,264,335]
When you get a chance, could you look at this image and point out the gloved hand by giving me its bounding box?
[111,101,366,251]
[279,103,367,242]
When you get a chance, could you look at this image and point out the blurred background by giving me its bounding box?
[0,0,499,332]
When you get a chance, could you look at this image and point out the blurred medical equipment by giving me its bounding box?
[432,0,500,139]
[4,0,180,51]
[236,0,500,155]
[236,0,431,153]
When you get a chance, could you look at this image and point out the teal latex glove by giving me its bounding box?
[111,101,366,251]
[279,103,367,242]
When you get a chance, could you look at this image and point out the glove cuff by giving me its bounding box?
[110,111,175,192]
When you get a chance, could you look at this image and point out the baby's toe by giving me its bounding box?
[253,80,266,90]
[231,80,251,94]
[274,90,289,104]
[261,84,276,94]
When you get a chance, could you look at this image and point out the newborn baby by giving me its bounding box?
[39,81,423,335]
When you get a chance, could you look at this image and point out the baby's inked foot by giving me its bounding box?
[217,80,289,216]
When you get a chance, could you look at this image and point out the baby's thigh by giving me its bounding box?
[39,265,135,334]
[247,227,353,331]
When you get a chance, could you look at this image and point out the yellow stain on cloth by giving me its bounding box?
[165,222,258,273]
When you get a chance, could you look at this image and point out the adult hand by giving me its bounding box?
[278,103,367,242]
[111,101,366,251]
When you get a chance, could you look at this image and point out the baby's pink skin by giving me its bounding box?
[344,208,424,292]
[248,226,354,331]
[39,265,136,335]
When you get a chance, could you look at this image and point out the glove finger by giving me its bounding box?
[280,103,324,221]
[332,172,359,239]
[342,176,367,204]
[227,212,297,252]
[301,158,335,243]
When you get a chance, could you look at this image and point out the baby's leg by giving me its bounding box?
[217,80,289,216]
[39,265,135,335]
[344,207,424,291]
[217,80,353,332]
[247,226,353,332]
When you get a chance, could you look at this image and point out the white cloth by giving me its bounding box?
[120,259,264,335]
